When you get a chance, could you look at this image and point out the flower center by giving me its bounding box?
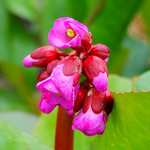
[66,28,76,38]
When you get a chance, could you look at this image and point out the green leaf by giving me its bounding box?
[0,62,39,114]
[5,0,39,21]
[140,0,150,37]
[0,89,31,112]
[0,0,9,61]
[109,70,150,93]
[89,0,142,50]
[135,71,150,91]
[109,75,132,93]
[0,121,50,150]
[33,110,57,147]
[122,37,150,76]
[9,16,38,65]
[75,92,150,150]
[0,112,37,134]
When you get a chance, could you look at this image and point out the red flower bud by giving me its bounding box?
[63,56,81,76]
[90,44,110,62]
[31,45,59,59]
[46,60,59,74]
[23,45,65,68]
[74,85,87,112]
[83,55,107,80]
[37,70,49,81]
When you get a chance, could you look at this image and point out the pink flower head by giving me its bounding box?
[83,55,108,92]
[23,17,113,137]
[36,56,81,114]
[72,89,108,136]
[48,17,91,49]
[23,45,63,68]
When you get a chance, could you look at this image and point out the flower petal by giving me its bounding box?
[39,92,58,113]
[72,108,106,136]
[48,17,90,48]
[23,55,37,67]
[93,72,108,92]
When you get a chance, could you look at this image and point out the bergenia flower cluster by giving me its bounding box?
[23,17,113,136]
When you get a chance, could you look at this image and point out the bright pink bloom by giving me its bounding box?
[72,109,106,136]
[23,17,113,137]
[48,17,91,49]
[72,89,107,136]
[36,56,81,114]
[83,55,108,92]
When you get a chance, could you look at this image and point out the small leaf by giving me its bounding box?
[135,71,150,91]
[109,75,132,93]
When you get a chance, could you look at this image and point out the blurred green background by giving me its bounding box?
[0,0,150,149]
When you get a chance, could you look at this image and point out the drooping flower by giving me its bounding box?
[23,45,64,68]
[48,17,91,49]
[83,55,108,92]
[72,89,113,136]
[36,56,81,114]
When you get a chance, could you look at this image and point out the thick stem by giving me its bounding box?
[55,107,74,150]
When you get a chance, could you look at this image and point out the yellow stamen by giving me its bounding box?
[66,28,76,38]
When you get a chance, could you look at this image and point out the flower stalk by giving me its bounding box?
[55,107,74,150]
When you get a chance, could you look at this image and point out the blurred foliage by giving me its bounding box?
[0,0,150,149]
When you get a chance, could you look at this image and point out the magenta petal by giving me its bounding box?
[36,77,58,93]
[50,64,79,103]
[93,72,108,92]
[36,63,80,114]
[48,17,89,48]
[48,29,70,48]
[72,108,106,136]
[23,55,37,67]
[39,92,58,113]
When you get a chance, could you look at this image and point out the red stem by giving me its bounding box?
[55,107,74,150]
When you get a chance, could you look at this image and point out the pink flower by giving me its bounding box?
[23,17,113,137]
[48,17,91,49]
[72,109,106,136]
[36,56,81,114]
[72,89,107,136]
[83,55,108,92]
[23,45,63,68]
